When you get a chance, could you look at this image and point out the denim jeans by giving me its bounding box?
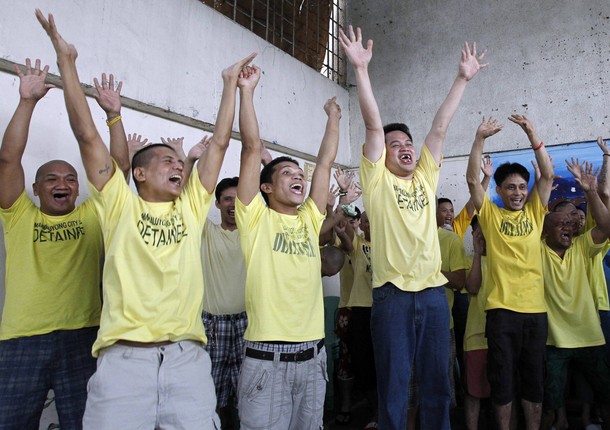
[371,283,451,430]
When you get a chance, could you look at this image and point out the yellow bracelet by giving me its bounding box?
[106,115,122,127]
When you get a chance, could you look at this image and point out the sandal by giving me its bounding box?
[335,411,351,425]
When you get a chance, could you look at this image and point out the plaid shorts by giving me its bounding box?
[203,311,248,408]
[0,327,98,429]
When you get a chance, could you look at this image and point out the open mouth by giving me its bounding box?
[228,209,235,217]
[399,154,412,162]
[169,174,182,186]
[290,183,303,195]
[53,192,70,203]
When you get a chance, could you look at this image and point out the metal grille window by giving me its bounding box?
[202,0,346,85]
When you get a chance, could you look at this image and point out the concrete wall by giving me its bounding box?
[346,0,610,204]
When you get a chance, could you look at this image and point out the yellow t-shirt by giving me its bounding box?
[542,231,606,347]
[236,195,325,341]
[584,207,610,310]
[0,192,102,340]
[438,227,469,329]
[346,235,372,307]
[478,194,547,312]
[452,206,474,239]
[360,145,447,291]
[464,255,489,351]
[201,221,246,315]
[89,166,211,356]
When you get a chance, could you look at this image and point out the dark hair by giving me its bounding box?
[552,199,576,212]
[259,156,300,204]
[383,123,413,142]
[437,197,453,207]
[321,245,345,276]
[131,144,177,188]
[493,162,530,187]
[215,177,239,202]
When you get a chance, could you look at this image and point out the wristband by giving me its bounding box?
[106,115,122,127]
[532,141,544,151]
[338,191,348,197]
[604,154,610,157]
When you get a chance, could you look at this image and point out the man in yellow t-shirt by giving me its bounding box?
[0,57,103,429]
[37,11,256,428]
[540,177,610,430]
[340,24,488,430]
[467,115,554,430]
[235,62,341,429]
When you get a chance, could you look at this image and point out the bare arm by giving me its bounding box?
[465,228,485,294]
[0,58,55,208]
[198,53,256,194]
[567,159,610,243]
[237,63,263,205]
[508,114,554,207]
[442,269,466,291]
[339,25,384,163]
[334,218,354,254]
[36,10,114,190]
[463,155,493,217]
[466,117,503,211]
[310,97,342,212]
[94,73,129,178]
[425,42,488,164]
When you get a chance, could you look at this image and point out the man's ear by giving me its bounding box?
[133,166,146,183]
[260,182,273,194]
[32,182,39,196]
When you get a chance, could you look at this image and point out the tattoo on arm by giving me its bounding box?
[98,164,111,176]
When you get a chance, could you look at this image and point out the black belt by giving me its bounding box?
[246,339,324,362]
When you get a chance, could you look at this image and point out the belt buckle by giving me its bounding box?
[293,348,310,362]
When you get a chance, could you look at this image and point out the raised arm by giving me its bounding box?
[462,155,493,218]
[567,159,610,243]
[198,53,256,194]
[94,73,129,178]
[0,58,54,209]
[237,63,263,205]
[597,137,610,209]
[424,42,488,164]
[465,227,485,294]
[310,97,341,212]
[339,25,384,163]
[466,116,503,211]
[36,10,114,190]
[508,114,554,207]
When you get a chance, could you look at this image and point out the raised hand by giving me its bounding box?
[237,64,261,91]
[224,52,257,85]
[127,133,148,161]
[338,25,373,69]
[161,137,187,161]
[343,181,362,205]
[597,136,609,155]
[187,136,211,161]
[327,185,339,208]
[567,158,599,192]
[15,58,55,101]
[94,73,122,116]
[508,114,536,136]
[481,155,493,177]
[324,96,342,119]
[458,41,488,81]
[35,10,77,61]
[472,227,486,256]
[334,167,353,192]
[475,116,503,139]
